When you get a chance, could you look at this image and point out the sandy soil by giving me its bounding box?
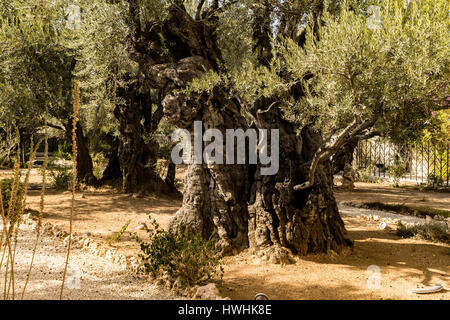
[2,170,450,300]
[218,216,449,300]
[26,188,181,258]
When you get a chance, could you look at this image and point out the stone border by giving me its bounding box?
[22,212,143,273]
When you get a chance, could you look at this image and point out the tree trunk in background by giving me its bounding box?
[114,83,169,194]
[341,163,356,190]
[130,4,353,260]
[65,121,98,186]
[332,139,358,190]
[101,135,122,182]
[332,138,358,174]
[164,161,176,192]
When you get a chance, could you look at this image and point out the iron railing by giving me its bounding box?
[354,138,449,187]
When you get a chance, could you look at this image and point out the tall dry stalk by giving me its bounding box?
[0,129,21,300]
[60,81,79,299]
[8,137,40,294]
[20,129,47,299]
[8,137,41,299]
[0,130,42,300]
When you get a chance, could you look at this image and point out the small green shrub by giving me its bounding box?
[356,165,378,183]
[396,222,450,244]
[54,142,72,160]
[92,153,107,180]
[389,155,406,187]
[50,166,73,190]
[135,217,223,288]
[107,220,131,245]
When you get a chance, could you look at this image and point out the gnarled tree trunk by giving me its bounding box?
[128,3,353,260]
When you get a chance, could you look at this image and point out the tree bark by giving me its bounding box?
[129,3,353,260]
[164,161,176,192]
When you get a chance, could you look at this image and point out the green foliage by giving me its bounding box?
[276,0,449,142]
[74,0,130,141]
[154,159,167,177]
[0,0,78,134]
[135,217,223,287]
[422,110,450,145]
[50,166,73,190]
[92,152,107,180]
[107,219,131,245]
[396,222,450,244]
[54,142,72,161]
[174,178,184,190]
[389,155,406,187]
[356,165,378,183]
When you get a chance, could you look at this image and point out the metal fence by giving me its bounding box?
[354,138,449,187]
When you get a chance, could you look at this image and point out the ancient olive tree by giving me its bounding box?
[123,0,448,261]
[280,0,449,186]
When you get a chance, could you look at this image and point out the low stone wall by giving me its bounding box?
[22,212,143,273]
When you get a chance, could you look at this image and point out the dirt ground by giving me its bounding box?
[3,169,450,300]
[219,217,449,300]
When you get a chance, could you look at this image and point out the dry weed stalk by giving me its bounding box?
[60,81,79,299]
[20,130,46,299]
[0,129,21,299]
[0,129,42,300]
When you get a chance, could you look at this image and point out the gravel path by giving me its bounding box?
[338,203,430,225]
[0,223,181,300]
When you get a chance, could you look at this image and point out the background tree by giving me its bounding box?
[75,0,176,193]
[0,0,98,185]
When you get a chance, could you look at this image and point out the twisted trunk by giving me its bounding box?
[129,3,353,260]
